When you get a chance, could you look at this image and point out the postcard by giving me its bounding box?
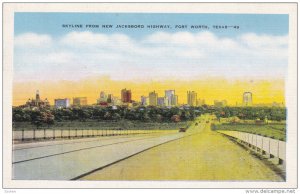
[2,2,298,189]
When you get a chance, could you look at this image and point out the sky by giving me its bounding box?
[13,13,288,105]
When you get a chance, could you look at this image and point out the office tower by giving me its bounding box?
[165,90,177,106]
[121,88,132,103]
[73,97,88,106]
[141,96,149,106]
[243,92,253,106]
[187,91,197,106]
[54,98,70,108]
[149,91,158,106]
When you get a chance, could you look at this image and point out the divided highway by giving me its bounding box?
[82,118,283,181]
[13,115,283,181]
[13,127,203,180]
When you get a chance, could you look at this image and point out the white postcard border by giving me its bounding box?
[2,2,298,189]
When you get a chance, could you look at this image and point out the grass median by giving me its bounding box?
[212,122,286,141]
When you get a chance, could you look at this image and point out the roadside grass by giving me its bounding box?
[212,122,286,141]
[13,120,191,131]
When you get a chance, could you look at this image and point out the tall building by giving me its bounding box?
[24,90,50,108]
[214,100,227,107]
[165,90,177,106]
[36,90,40,101]
[97,91,108,104]
[141,96,149,106]
[149,91,158,106]
[157,97,168,106]
[197,99,205,106]
[73,97,87,106]
[112,97,122,106]
[243,92,253,106]
[100,91,107,102]
[172,95,178,106]
[54,98,70,108]
[121,88,132,103]
[107,94,113,103]
[187,91,197,106]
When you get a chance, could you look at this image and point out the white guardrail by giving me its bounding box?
[12,129,161,141]
[217,130,285,164]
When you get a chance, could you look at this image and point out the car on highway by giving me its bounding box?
[179,128,187,132]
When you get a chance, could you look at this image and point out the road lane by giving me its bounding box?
[13,127,202,180]
[13,132,174,163]
[13,116,281,181]
[81,119,283,181]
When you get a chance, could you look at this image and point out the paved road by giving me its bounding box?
[13,115,283,181]
[81,116,283,181]
[13,129,200,180]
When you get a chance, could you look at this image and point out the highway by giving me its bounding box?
[13,126,202,180]
[81,116,283,181]
[13,115,283,181]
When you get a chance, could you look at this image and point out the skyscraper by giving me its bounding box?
[121,88,132,103]
[165,90,177,106]
[54,98,70,108]
[149,91,158,106]
[107,94,113,103]
[197,99,205,106]
[214,100,227,107]
[172,95,178,106]
[141,96,149,106]
[97,91,108,104]
[100,91,107,101]
[157,97,168,106]
[187,91,197,106]
[243,92,253,106]
[73,97,87,106]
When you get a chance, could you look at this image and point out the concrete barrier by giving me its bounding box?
[12,128,167,141]
[269,138,279,157]
[256,135,263,150]
[45,129,53,138]
[279,141,286,161]
[54,130,61,138]
[218,130,285,164]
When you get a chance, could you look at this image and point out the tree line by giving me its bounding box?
[212,106,286,122]
[12,106,201,128]
[12,105,286,129]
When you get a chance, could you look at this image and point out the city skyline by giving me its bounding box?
[13,78,285,106]
[17,84,285,108]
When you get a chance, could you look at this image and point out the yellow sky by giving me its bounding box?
[13,76,285,106]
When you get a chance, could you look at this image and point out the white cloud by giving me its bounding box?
[13,31,288,82]
[14,33,52,48]
[144,31,238,49]
[61,31,109,47]
[239,33,288,48]
[60,31,135,51]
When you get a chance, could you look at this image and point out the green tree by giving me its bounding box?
[42,110,55,128]
[30,110,44,129]
[171,115,181,122]
[112,113,121,121]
